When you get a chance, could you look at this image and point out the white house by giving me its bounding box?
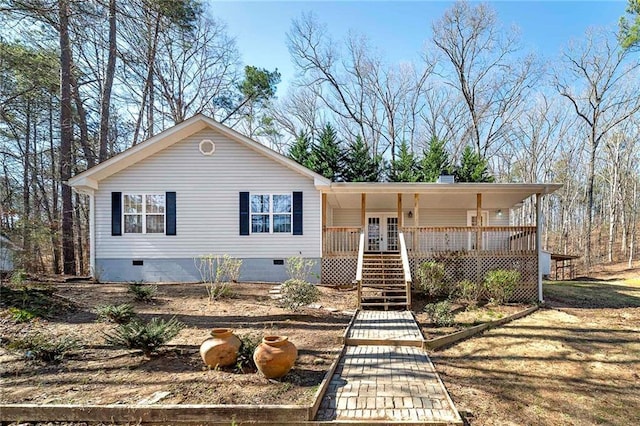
[70,115,561,306]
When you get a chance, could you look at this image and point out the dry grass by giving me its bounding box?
[432,275,640,425]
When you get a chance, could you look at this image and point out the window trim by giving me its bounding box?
[122,193,166,235]
[249,192,293,234]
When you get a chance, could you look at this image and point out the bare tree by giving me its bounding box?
[432,1,539,158]
[554,27,640,266]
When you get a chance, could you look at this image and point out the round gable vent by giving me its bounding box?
[199,139,216,156]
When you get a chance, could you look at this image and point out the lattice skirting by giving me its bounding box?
[321,257,358,286]
[409,255,538,302]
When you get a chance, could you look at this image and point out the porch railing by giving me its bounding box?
[398,232,412,309]
[323,226,362,256]
[401,226,537,257]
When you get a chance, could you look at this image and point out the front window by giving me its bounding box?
[251,194,292,234]
[124,194,165,234]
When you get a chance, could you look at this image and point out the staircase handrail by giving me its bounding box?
[399,232,412,309]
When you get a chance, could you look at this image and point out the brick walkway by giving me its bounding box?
[316,311,462,424]
[345,310,424,347]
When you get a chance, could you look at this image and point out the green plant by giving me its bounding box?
[95,304,136,324]
[8,307,36,322]
[127,282,157,302]
[279,278,320,311]
[456,279,483,308]
[10,269,27,285]
[104,317,184,357]
[424,300,455,327]
[484,269,521,305]
[235,333,261,373]
[285,256,316,281]
[6,332,80,363]
[416,261,447,298]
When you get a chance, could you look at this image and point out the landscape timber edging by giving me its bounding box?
[308,345,346,420]
[423,305,539,350]
[0,403,310,424]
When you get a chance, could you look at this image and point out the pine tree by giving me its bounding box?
[455,145,495,182]
[288,131,316,170]
[388,141,419,182]
[313,123,344,181]
[342,135,381,182]
[419,136,453,182]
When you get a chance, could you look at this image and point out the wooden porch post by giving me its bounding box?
[397,194,403,228]
[413,193,420,249]
[361,193,366,229]
[476,193,482,250]
[322,193,327,254]
[536,192,543,302]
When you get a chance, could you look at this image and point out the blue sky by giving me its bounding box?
[206,1,627,90]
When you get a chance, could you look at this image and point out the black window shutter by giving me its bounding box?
[293,191,303,235]
[166,192,176,235]
[239,192,250,235]
[111,192,122,236]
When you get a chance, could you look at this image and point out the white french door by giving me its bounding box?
[467,210,489,250]
[366,214,399,252]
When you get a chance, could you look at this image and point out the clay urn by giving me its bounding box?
[253,335,298,379]
[200,328,241,368]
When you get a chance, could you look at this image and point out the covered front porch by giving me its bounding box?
[320,182,561,303]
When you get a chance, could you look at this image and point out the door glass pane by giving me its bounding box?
[387,217,398,251]
[367,217,380,251]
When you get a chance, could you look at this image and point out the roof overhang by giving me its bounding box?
[68,114,330,190]
[324,182,563,210]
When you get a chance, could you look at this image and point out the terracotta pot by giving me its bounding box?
[200,328,241,368]
[253,335,297,379]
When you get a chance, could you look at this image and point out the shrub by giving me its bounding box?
[10,269,28,285]
[194,254,238,301]
[416,261,447,298]
[127,282,157,302]
[484,269,521,305]
[279,278,320,311]
[104,317,184,357]
[95,304,136,324]
[285,256,316,281]
[424,300,455,327]
[235,333,261,373]
[219,254,242,283]
[7,307,36,323]
[456,279,483,308]
[6,332,80,363]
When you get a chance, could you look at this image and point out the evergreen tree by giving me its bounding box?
[313,123,344,181]
[342,135,381,182]
[455,145,495,182]
[419,136,453,182]
[388,141,419,182]
[288,131,316,170]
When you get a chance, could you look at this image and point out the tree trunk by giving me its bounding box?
[22,104,31,268]
[98,0,117,162]
[49,100,61,274]
[59,0,76,275]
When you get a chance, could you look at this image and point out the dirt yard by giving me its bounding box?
[0,281,357,406]
[432,270,640,425]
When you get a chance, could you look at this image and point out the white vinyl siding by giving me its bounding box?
[331,208,510,227]
[95,129,321,259]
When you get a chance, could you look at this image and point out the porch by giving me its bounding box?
[319,183,561,304]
